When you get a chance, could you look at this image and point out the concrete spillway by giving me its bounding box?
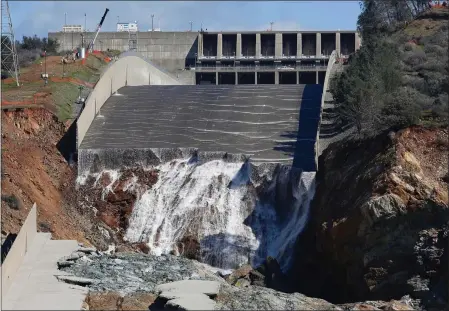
[79,84,323,173]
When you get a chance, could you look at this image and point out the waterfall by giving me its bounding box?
[120,158,316,271]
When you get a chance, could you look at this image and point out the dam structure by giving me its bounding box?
[75,47,346,271]
[49,30,360,85]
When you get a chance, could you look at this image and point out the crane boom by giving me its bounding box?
[88,8,109,52]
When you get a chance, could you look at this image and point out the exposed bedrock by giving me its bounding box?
[288,127,448,309]
[77,150,315,272]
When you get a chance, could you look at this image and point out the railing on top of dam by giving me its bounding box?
[192,65,328,72]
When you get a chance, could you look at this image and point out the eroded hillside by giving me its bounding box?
[290,126,448,309]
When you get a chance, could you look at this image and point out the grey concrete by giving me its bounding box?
[165,295,216,310]
[198,33,204,57]
[156,280,221,297]
[49,31,198,73]
[217,34,223,59]
[236,33,242,58]
[256,33,261,58]
[80,84,323,166]
[336,32,341,55]
[1,204,37,299]
[275,33,282,58]
[355,32,362,50]
[316,33,321,58]
[275,71,279,84]
[317,52,355,156]
[297,33,302,57]
[56,275,95,286]
[77,53,182,148]
[2,234,88,310]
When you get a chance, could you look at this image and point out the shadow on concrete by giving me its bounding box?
[185,37,198,69]
[56,120,77,165]
[1,233,17,264]
[273,84,323,171]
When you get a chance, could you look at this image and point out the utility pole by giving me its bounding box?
[1,0,20,86]
[189,21,193,32]
[270,21,274,31]
[84,13,86,32]
[63,12,67,51]
[151,14,154,31]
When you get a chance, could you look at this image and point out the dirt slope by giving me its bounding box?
[1,108,90,244]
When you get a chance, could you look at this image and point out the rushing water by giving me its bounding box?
[79,157,316,271]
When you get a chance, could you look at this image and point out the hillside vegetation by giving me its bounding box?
[330,2,448,136]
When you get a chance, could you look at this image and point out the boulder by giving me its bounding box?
[226,264,252,285]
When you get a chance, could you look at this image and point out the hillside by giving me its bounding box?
[393,7,448,123]
[1,53,110,245]
[1,53,108,122]
[330,7,448,136]
[287,7,448,310]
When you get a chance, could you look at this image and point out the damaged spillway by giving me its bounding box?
[78,156,315,271]
[77,84,323,271]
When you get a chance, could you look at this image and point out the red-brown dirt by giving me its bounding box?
[1,108,90,244]
[1,53,105,111]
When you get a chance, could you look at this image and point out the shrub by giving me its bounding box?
[402,50,427,68]
[17,49,41,68]
[1,194,20,210]
[404,42,414,51]
[375,87,421,132]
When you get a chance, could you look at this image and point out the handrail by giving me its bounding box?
[193,65,328,71]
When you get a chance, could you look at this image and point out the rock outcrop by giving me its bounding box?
[289,126,448,309]
[61,250,346,310]
[76,167,158,249]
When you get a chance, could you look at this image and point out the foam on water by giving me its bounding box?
[117,158,316,271]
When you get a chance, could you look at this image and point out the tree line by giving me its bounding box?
[330,0,448,137]
[1,35,60,72]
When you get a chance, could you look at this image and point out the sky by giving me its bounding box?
[9,1,361,40]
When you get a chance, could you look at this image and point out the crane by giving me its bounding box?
[87,8,109,52]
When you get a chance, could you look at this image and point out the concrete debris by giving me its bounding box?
[56,275,95,286]
[165,294,217,310]
[57,260,75,268]
[156,280,221,297]
[78,247,97,254]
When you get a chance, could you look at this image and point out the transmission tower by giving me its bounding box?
[1,0,20,86]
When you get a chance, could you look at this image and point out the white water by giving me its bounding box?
[122,158,315,271]
[81,158,316,271]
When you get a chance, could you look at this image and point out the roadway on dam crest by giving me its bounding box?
[80,84,323,168]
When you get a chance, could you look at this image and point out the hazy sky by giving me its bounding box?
[10,1,361,39]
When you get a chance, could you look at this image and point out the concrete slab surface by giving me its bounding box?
[80,84,323,166]
[156,280,221,297]
[2,234,88,310]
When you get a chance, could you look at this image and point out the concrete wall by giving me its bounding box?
[315,50,338,168]
[48,31,198,73]
[77,53,183,148]
[1,204,37,298]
